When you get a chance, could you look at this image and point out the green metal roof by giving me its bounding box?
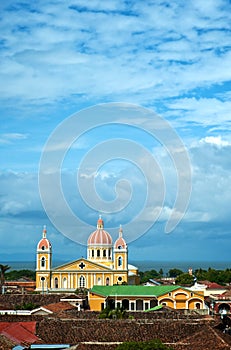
[90,285,181,297]
[144,305,163,312]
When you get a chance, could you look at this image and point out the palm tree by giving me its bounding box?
[0,264,10,293]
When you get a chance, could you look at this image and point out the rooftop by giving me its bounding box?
[90,285,181,297]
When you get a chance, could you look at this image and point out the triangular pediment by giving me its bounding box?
[53,258,112,272]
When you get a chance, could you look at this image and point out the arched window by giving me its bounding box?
[103,249,106,257]
[41,257,45,268]
[195,302,201,309]
[92,250,94,257]
[54,277,58,289]
[106,277,110,286]
[118,256,122,267]
[79,275,85,288]
[97,249,100,257]
[97,277,102,285]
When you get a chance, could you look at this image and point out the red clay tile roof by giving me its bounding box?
[43,301,76,313]
[199,280,226,289]
[0,322,39,345]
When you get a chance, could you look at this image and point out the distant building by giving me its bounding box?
[36,217,139,292]
[88,285,205,311]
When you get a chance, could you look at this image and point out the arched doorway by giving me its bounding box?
[79,275,85,288]
[150,299,158,308]
[122,299,129,310]
[107,299,115,309]
[136,299,143,311]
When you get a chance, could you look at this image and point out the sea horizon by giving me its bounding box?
[3,260,231,274]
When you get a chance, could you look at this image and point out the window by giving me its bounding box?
[106,277,110,286]
[195,302,201,309]
[108,249,111,258]
[131,302,135,311]
[118,256,122,267]
[92,250,94,257]
[118,276,122,282]
[41,246,45,250]
[41,257,45,268]
[168,292,172,296]
[54,277,58,289]
[97,249,100,257]
[118,245,122,250]
[103,249,106,257]
[63,277,67,289]
[79,275,85,288]
[191,292,194,297]
[145,302,149,310]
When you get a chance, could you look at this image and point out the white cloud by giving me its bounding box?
[0,0,230,106]
[0,133,28,144]
[200,136,230,147]
[1,0,231,260]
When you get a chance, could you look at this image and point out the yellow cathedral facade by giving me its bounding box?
[36,216,139,292]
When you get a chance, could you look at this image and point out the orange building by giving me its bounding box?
[88,285,205,312]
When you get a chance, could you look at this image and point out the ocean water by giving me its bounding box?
[131,260,231,274]
[3,260,231,274]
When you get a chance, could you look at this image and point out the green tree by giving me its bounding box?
[159,268,164,277]
[15,302,38,310]
[116,339,173,349]
[194,268,207,281]
[168,268,183,278]
[194,267,231,285]
[5,269,35,281]
[0,264,11,292]
[175,273,194,286]
[99,306,127,319]
[140,269,161,283]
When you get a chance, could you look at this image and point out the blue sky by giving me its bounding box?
[1,0,231,264]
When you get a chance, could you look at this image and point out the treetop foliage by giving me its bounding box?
[5,269,36,281]
[140,267,231,285]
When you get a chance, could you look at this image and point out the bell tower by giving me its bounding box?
[113,225,128,284]
[36,226,52,292]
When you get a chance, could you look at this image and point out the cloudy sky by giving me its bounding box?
[1,0,231,265]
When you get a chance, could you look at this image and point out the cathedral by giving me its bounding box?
[36,216,139,292]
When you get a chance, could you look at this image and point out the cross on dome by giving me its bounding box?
[97,215,104,229]
[119,224,123,237]
[43,225,47,238]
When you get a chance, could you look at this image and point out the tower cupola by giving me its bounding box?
[87,216,113,265]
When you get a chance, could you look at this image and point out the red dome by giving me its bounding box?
[114,226,126,249]
[114,236,126,249]
[88,216,112,246]
[37,237,51,250]
[37,226,51,250]
[88,229,112,246]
